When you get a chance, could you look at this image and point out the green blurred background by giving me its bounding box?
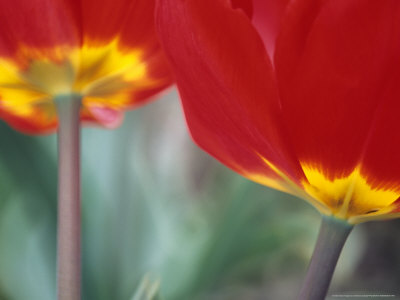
[0,90,399,300]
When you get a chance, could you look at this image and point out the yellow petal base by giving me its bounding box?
[247,156,400,224]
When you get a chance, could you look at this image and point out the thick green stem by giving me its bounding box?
[298,216,353,300]
[55,94,82,300]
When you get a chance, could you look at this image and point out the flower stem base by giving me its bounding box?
[298,216,353,300]
[55,94,82,300]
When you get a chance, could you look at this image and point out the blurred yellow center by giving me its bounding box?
[0,38,150,117]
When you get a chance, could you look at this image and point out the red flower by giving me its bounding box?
[0,0,173,134]
[156,0,400,223]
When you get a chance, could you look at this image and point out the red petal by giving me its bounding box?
[229,0,291,58]
[80,0,174,92]
[0,107,56,135]
[80,0,174,116]
[82,0,158,49]
[0,0,79,61]
[230,0,253,18]
[156,0,304,184]
[251,0,290,58]
[84,106,124,129]
[360,69,400,191]
[275,0,400,180]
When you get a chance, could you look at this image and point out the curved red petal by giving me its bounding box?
[156,0,305,187]
[275,0,400,180]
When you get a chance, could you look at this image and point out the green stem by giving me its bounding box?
[55,94,82,300]
[298,216,353,300]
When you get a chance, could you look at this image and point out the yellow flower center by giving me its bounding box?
[0,38,154,120]
[302,165,399,222]
[246,155,400,224]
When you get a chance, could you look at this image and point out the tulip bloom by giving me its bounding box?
[157,0,400,298]
[0,0,172,134]
[0,1,172,299]
[156,0,400,225]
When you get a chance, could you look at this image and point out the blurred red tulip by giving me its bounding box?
[0,0,173,134]
[156,0,400,223]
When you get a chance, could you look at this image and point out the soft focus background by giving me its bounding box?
[0,90,399,300]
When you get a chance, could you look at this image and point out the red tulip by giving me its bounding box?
[0,2,174,298]
[0,0,173,134]
[156,0,400,224]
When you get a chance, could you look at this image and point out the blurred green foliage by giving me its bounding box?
[0,90,399,300]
